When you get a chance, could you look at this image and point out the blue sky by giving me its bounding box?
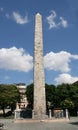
[0,0,78,85]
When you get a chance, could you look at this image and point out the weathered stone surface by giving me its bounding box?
[33,13,47,119]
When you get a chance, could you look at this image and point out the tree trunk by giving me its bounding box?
[2,107,5,115]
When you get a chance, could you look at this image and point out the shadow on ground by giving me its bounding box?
[69,122,78,126]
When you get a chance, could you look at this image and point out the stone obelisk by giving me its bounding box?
[33,13,47,119]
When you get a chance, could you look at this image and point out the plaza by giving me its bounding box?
[0,117,78,130]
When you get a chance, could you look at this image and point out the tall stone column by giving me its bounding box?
[33,13,47,119]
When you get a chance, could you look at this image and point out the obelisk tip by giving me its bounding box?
[36,13,41,16]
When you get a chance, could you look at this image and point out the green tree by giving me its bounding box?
[56,83,71,100]
[45,84,56,109]
[60,98,74,110]
[56,83,78,115]
[69,84,78,114]
[0,84,20,114]
[26,82,78,116]
[26,83,33,108]
[26,83,56,109]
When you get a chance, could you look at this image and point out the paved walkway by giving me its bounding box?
[0,117,78,130]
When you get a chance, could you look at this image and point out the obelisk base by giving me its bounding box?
[32,110,48,119]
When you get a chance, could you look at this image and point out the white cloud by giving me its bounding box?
[44,51,78,84]
[44,51,78,72]
[0,47,33,72]
[46,10,68,29]
[59,17,68,28]
[0,8,29,24]
[46,10,57,29]
[12,12,28,24]
[54,73,78,84]
[44,51,71,72]
[70,54,78,59]
[0,47,78,84]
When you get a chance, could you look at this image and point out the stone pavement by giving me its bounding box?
[0,117,78,130]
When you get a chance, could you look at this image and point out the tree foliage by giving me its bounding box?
[26,83,78,116]
[26,83,33,108]
[0,84,20,114]
[0,82,78,116]
[45,84,57,109]
[60,99,74,109]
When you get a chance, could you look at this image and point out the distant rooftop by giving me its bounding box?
[16,83,26,86]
